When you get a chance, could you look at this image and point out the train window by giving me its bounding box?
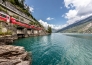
[1,14,6,18]
[7,17,9,19]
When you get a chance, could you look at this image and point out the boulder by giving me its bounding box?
[0,45,31,65]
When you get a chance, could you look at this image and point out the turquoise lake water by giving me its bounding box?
[13,33,92,65]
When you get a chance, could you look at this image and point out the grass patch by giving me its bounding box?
[0,6,7,13]
[0,30,12,35]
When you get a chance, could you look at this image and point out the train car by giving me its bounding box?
[0,12,42,30]
[38,27,42,30]
[30,25,35,29]
[0,12,10,22]
[10,17,31,29]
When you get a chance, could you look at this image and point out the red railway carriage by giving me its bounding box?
[38,27,42,30]
[0,12,42,30]
[30,25,35,29]
[10,17,31,28]
[0,12,10,22]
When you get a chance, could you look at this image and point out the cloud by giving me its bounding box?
[39,20,65,30]
[64,0,92,24]
[60,7,62,9]
[46,17,54,21]
[29,6,34,12]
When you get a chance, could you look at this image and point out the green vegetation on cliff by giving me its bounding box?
[47,26,52,33]
[0,6,7,13]
[0,0,46,31]
[0,21,12,35]
[7,0,31,16]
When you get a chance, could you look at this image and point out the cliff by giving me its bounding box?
[0,0,47,37]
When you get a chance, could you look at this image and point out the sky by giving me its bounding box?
[25,0,92,30]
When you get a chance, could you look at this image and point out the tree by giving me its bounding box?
[47,26,52,33]
[18,0,25,8]
[8,0,25,8]
[19,0,25,5]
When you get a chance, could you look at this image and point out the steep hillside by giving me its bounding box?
[57,15,92,33]
[0,0,44,28]
[0,0,47,37]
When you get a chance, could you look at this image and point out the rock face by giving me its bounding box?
[0,45,31,65]
[0,35,17,45]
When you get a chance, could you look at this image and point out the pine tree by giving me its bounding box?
[47,26,52,33]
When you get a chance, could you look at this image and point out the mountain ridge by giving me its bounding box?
[57,15,92,33]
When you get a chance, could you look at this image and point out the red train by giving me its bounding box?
[0,12,10,23]
[0,12,42,30]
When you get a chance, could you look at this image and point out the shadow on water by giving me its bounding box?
[63,33,92,40]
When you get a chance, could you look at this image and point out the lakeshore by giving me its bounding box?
[0,32,48,65]
[0,0,51,65]
[0,35,32,65]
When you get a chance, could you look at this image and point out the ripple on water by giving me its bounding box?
[13,33,92,65]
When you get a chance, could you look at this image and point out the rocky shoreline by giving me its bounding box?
[0,33,49,65]
[0,36,32,65]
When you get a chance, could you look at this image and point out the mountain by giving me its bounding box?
[57,15,92,33]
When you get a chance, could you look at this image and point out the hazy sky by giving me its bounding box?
[25,0,92,29]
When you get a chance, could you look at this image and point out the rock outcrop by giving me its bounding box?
[0,45,31,65]
[0,35,17,45]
